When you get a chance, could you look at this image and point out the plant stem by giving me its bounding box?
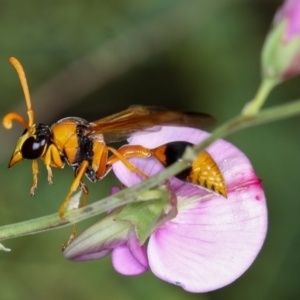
[242,78,277,116]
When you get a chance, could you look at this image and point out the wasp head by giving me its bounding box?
[8,123,51,167]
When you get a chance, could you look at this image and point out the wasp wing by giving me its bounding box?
[88,106,215,143]
[91,106,162,124]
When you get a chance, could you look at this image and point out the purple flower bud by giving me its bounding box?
[277,0,300,41]
[262,0,300,81]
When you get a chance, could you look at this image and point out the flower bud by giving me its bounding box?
[262,0,300,82]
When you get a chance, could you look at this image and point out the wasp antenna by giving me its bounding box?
[2,112,29,129]
[9,57,35,127]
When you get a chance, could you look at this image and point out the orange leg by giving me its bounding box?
[62,223,78,250]
[106,145,151,178]
[62,180,89,250]
[45,166,53,185]
[58,160,89,218]
[43,144,65,185]
[30,160,39,195]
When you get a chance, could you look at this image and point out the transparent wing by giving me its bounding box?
[88,106,215,143]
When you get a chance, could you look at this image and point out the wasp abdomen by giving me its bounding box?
[186,151,227,197]
[152,141,227,197]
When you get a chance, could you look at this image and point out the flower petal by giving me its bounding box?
[112,245,147,275]
[148,183,267,292]
[110,186,149,275]
[112,231,149,275]
[279,0,300,40]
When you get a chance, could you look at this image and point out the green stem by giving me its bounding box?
[242,78,277,116]
[1,99,300,243]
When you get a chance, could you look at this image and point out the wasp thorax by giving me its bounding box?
[21,123,51,159]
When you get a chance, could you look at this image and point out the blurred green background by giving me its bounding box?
[0,0,299,299]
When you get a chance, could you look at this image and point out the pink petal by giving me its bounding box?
[112,242,148,275]
[148,183,267,292]
[126,231,149,269]
[110,185,148,275]
[279,0,300,40]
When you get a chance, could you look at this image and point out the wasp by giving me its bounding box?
[3,57,226,240]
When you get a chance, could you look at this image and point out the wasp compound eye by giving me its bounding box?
[21,136,48,159]
[20,123,51,159]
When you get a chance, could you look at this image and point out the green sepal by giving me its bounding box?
[115,186,177,245]
[262,20,300,81]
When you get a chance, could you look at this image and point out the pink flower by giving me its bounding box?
[64,127,268,293]
[277,0,300,41]
[262,0,300,81]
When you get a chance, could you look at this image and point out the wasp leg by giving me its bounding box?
[78,181,89,208]
[62,181,89,250]
[43,144,65,185]
[58,160,89,219]
[30,160,39,195]
[45,166,53,185]
[106,145,151,178]
[62,223,78,251]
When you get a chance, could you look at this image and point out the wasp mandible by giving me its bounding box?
[3,57,227,221]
